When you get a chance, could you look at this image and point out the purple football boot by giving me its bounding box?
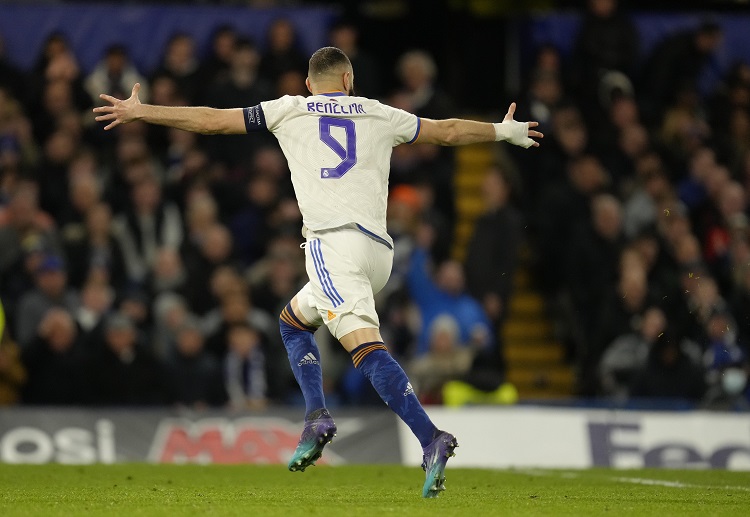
[421,431,458,497]
[288,409,337,472]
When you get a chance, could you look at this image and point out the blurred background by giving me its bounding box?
[1,0,750,425]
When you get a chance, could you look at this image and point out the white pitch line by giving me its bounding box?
[512,469,750,493]
[610,476,750,492]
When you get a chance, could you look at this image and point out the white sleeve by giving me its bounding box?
[382,104,421,146]
[259,96,297,133]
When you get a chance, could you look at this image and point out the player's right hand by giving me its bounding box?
[93,83,142,130]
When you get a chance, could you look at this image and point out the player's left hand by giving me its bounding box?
[503,102,543,148]
[503,102,544,149]
[93,83,142,130]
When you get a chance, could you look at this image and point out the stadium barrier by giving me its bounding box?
[2,406,749,470]
[399,407,750,470]
[0,407,400,465]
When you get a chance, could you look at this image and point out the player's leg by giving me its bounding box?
[339,328,458,497]
[281,287,337,472]
[279,289,326,417]
[338,327,438,447]
[309,228,457,497]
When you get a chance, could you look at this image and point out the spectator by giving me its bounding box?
[246,234,306,317]
[0,87,39,173]
[182,223,235,315]
[116,287,152,337]
[598,306,667,399]
[28,32,91,136]
[86,312,165,405]
[640,20,723,124]
[182,188,220,250]
[151,33,200,103]
[148,246,187,298]
[702,181,747,290]
[74,279,114,341]
[164,315,226,408]
[328,19,381,98]
[569,0,638,118]
[258,17,308,85]
[379,184,422,307]
[37,125,81,221]
[406,230,492,356]
[202,286,275,358]
[151,292,190,360]
[226,175,279,267]
[274,68,308,98]
[0,241,59,332]
[701,340,750,411]
[564,193,626,374]
[534,154,609,295]
[15,254,79,347]
[204,37,274,168]
[591,265,652,368]
[196,25,238,101]
[115,174,183,284]
[464,163,523,356]
[408,314,474,405]
[523,69,565,139]
[85,44,149,106]
[223,322,268,410]
[64,202,128,290]
[395,49,455,120]
[21,308,85,404]
[629,331,706,401]
[622,166,673,239]
[59,157,103,230]
[0,181,57,273]
[393,50,457,224]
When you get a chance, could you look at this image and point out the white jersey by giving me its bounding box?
[244,93,421,248]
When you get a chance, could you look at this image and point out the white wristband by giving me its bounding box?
[493,120,535,149]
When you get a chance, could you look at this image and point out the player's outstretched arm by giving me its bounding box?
[93,83,247,134]
[417,102,542,148]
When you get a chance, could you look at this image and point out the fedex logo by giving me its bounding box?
[589,421,750,469]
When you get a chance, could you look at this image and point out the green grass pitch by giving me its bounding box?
[1,464,749,516]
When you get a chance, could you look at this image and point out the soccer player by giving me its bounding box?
[94,46,542,497]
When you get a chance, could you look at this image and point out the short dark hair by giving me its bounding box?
[308,46,351,77]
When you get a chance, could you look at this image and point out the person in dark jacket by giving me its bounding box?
[21,308,86,404]
[86,312,165,406]
[630,331,706,401]
[464,163,523,366]
[164,316,226,408]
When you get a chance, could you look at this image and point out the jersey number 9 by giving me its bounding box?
[319,117,357,179]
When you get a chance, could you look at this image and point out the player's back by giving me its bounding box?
[259,93,420,245]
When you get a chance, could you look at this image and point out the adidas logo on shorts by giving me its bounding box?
[298,352,320,366]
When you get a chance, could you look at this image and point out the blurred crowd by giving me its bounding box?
[0,16,502,410]
[1,0,749,412]
[513,0,750,409]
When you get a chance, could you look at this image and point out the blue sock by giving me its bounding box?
[351,342,438,447]
[279,304,325,418]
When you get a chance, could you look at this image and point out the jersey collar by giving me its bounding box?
[319,91,347,97]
